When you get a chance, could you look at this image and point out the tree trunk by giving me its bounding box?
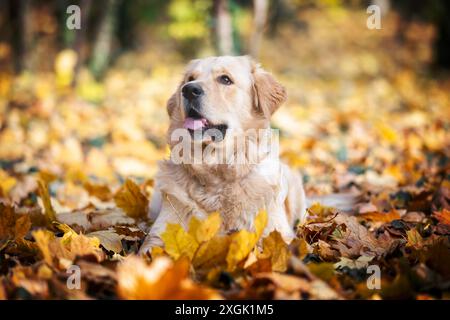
[213,0,234,55]
[89,0,119,79]
[250,0,268,59]
[10,0,32,73]
[71,0,92,86]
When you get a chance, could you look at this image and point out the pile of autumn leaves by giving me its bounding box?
[1,171,450,299]
[0,176,293,299]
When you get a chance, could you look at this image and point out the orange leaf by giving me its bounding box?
[433,209,450,225]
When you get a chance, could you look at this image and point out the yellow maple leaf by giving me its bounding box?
[161,223,198,260]
[188,212,221,243]
[227,229,256,271]
[258,230,290,272]
[226,210,268,271]
[33,227,104,268]
[193,236,231,270]
[114,179,149,220]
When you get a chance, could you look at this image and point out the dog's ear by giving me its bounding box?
[251,62,287,118]
[166,91,177,117]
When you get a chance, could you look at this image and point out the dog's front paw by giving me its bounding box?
[138,235,164,256]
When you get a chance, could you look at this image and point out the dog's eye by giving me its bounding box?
[187,76,195,82]
[218,75,233,85]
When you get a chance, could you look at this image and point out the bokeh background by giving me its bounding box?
[0,0,449,208]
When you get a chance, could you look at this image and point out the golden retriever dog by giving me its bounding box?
[139,56,307,254]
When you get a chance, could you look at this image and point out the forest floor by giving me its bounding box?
[0,8,449,299]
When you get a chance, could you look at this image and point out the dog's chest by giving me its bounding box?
[187,167,281,231]
[157,159,284,232]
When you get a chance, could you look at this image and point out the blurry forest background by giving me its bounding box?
[0,0,449,300]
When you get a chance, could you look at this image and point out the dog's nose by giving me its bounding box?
[182,83,204,100]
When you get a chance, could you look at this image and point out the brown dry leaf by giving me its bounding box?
[316,239,339,261]
[10,265,49,298]
[114,179,149,220]
[331,214,400,258]
[117,255,221,299]
[245,272,311,299]
[0,204,32,249]
[83,182,113,201]
[14,214,31,239]
[114,225,145,241]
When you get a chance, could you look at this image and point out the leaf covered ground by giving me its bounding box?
[0,8,449,300]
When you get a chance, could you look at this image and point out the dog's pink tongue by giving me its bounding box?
[183,117,207,130]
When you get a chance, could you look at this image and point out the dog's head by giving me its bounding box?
[166,56,286,145]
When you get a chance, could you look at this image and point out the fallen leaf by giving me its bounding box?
[258,231,290,272]
[161,223,198,260]
[114,179,149,220]
[37,179,56,221]
[83,182,113,201]
[334,255,374,269]
[0,204,32,250]
[358,209,402,223]
[117,255,220,299]
[33,227,104,268]
[188,212,221,243]
[193,236,230,270]
[88,229,124,253]
[331,214,400,258]
[433,209,450,225]
[226,210,268,271]
[406,228,424,248]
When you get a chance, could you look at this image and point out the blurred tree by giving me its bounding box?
[213,0,234,55]
[89,0,120,79]
[167,0,211,57]
[250,0,268,58]
[9,0,32,73]
[393,0,450,69]
[56,0,92,86]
